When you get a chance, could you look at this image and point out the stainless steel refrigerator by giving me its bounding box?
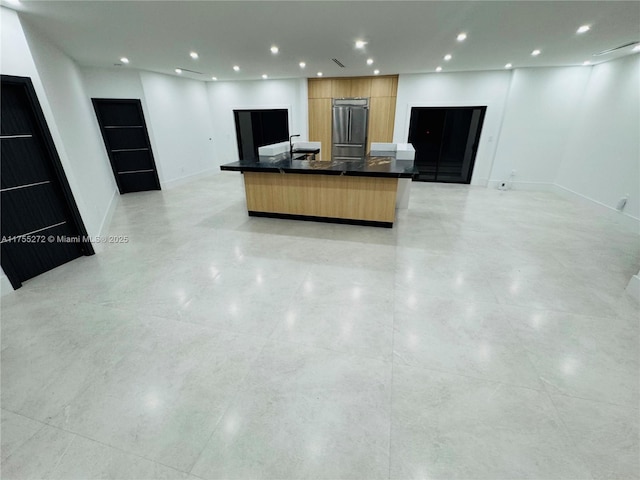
[331,98,369,161]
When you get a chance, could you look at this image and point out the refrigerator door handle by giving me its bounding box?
[348,110,351,142]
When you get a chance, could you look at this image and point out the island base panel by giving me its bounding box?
[243,172,397,224]
[248,211,392,228]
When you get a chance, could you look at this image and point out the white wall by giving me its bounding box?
[21,19,118,240]
[82,67,219,187]
[206,78,308,165]
[491,67,591,186]
[139,72,217,186]
[81,66,146,99]
[0,8,117,293]
[394,70,512,185]
[556,55,640,222]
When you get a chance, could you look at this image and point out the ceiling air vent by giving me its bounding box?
[593,41,639,56]
[332,58,346,68]
[175,67,205,75]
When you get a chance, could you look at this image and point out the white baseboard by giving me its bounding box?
[161,168,218,190]
[626,274,640,302]
[1,273,14,296]
[92,188,120,253]
[481,180,639,233]
[471,177,489,187]
[487,179,555,191]
[553,184,640,233]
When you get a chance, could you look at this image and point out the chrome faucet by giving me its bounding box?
[289,134,301,157]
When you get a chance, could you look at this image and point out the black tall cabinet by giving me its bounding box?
[408,106,486,184]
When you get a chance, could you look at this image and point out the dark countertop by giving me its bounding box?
[220,151,417,178]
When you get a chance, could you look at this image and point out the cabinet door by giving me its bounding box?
[331,79,351,98]
[308,79,331,99]
[371,76,397,97]
[368,96,396,151]
[308,98,332,160]
[350,78,372,98]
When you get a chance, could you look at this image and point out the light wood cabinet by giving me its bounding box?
[307,75,398,159]
[368,96,397,151]
[371,76,397,97]
[308,79,331,99]
[350,78,372,98]
[331,79,351,98]
[308,98,332,160]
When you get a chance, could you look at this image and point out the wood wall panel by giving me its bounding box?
[244,172,398,223]
[308,98,332,160]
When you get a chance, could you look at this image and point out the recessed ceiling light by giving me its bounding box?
[262,74,268,79]
[366,58,374,65]
[444,54,452,61]
[457,32,467,42]
[373,69,380,75]
[175,68,182,74]
[435,66,442,72]
[355,40,367,49]
[270,46,279,54]
[504,63,513,69]
[583,60,591,65]
[531,49,541,56]
[211,76,217,81]
[317,72,323,77]
[120,57,129,64]
[576,25,590,34]
[299,62,306,68]
[633,45,640,52]
[190,51,199,59]
[233,65,240,71]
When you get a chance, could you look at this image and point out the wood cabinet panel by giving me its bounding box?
[368,96,397,149]
[308,98,332,160]
[244,172,398,223]
[350,78,372,98]
[331,79,351,98]
[308,78,331,99]
[371,76,397,97]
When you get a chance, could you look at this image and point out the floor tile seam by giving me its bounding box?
[185,337,273,475]
[493,298,640,325]
[47,431,78,479]
[486,294,620,317]
[542,386,597,480]
[262,335,394,366]
[539,380,640,410]
[387,278,397,480]
[499,302,550,397]
[513,340,639,403]
[262,288,301,341]
[74,299,278,343]
[0,411,49,466]
[51,423,192,477]
[389,356,548,394]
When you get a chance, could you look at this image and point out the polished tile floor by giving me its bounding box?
[2,173,639,479]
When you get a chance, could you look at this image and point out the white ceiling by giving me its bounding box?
[8,0,640,81]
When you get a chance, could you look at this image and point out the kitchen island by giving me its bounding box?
[220,152,417,227]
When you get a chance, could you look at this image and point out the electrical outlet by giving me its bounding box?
[511,169,517,176]
[616,194,629,211]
